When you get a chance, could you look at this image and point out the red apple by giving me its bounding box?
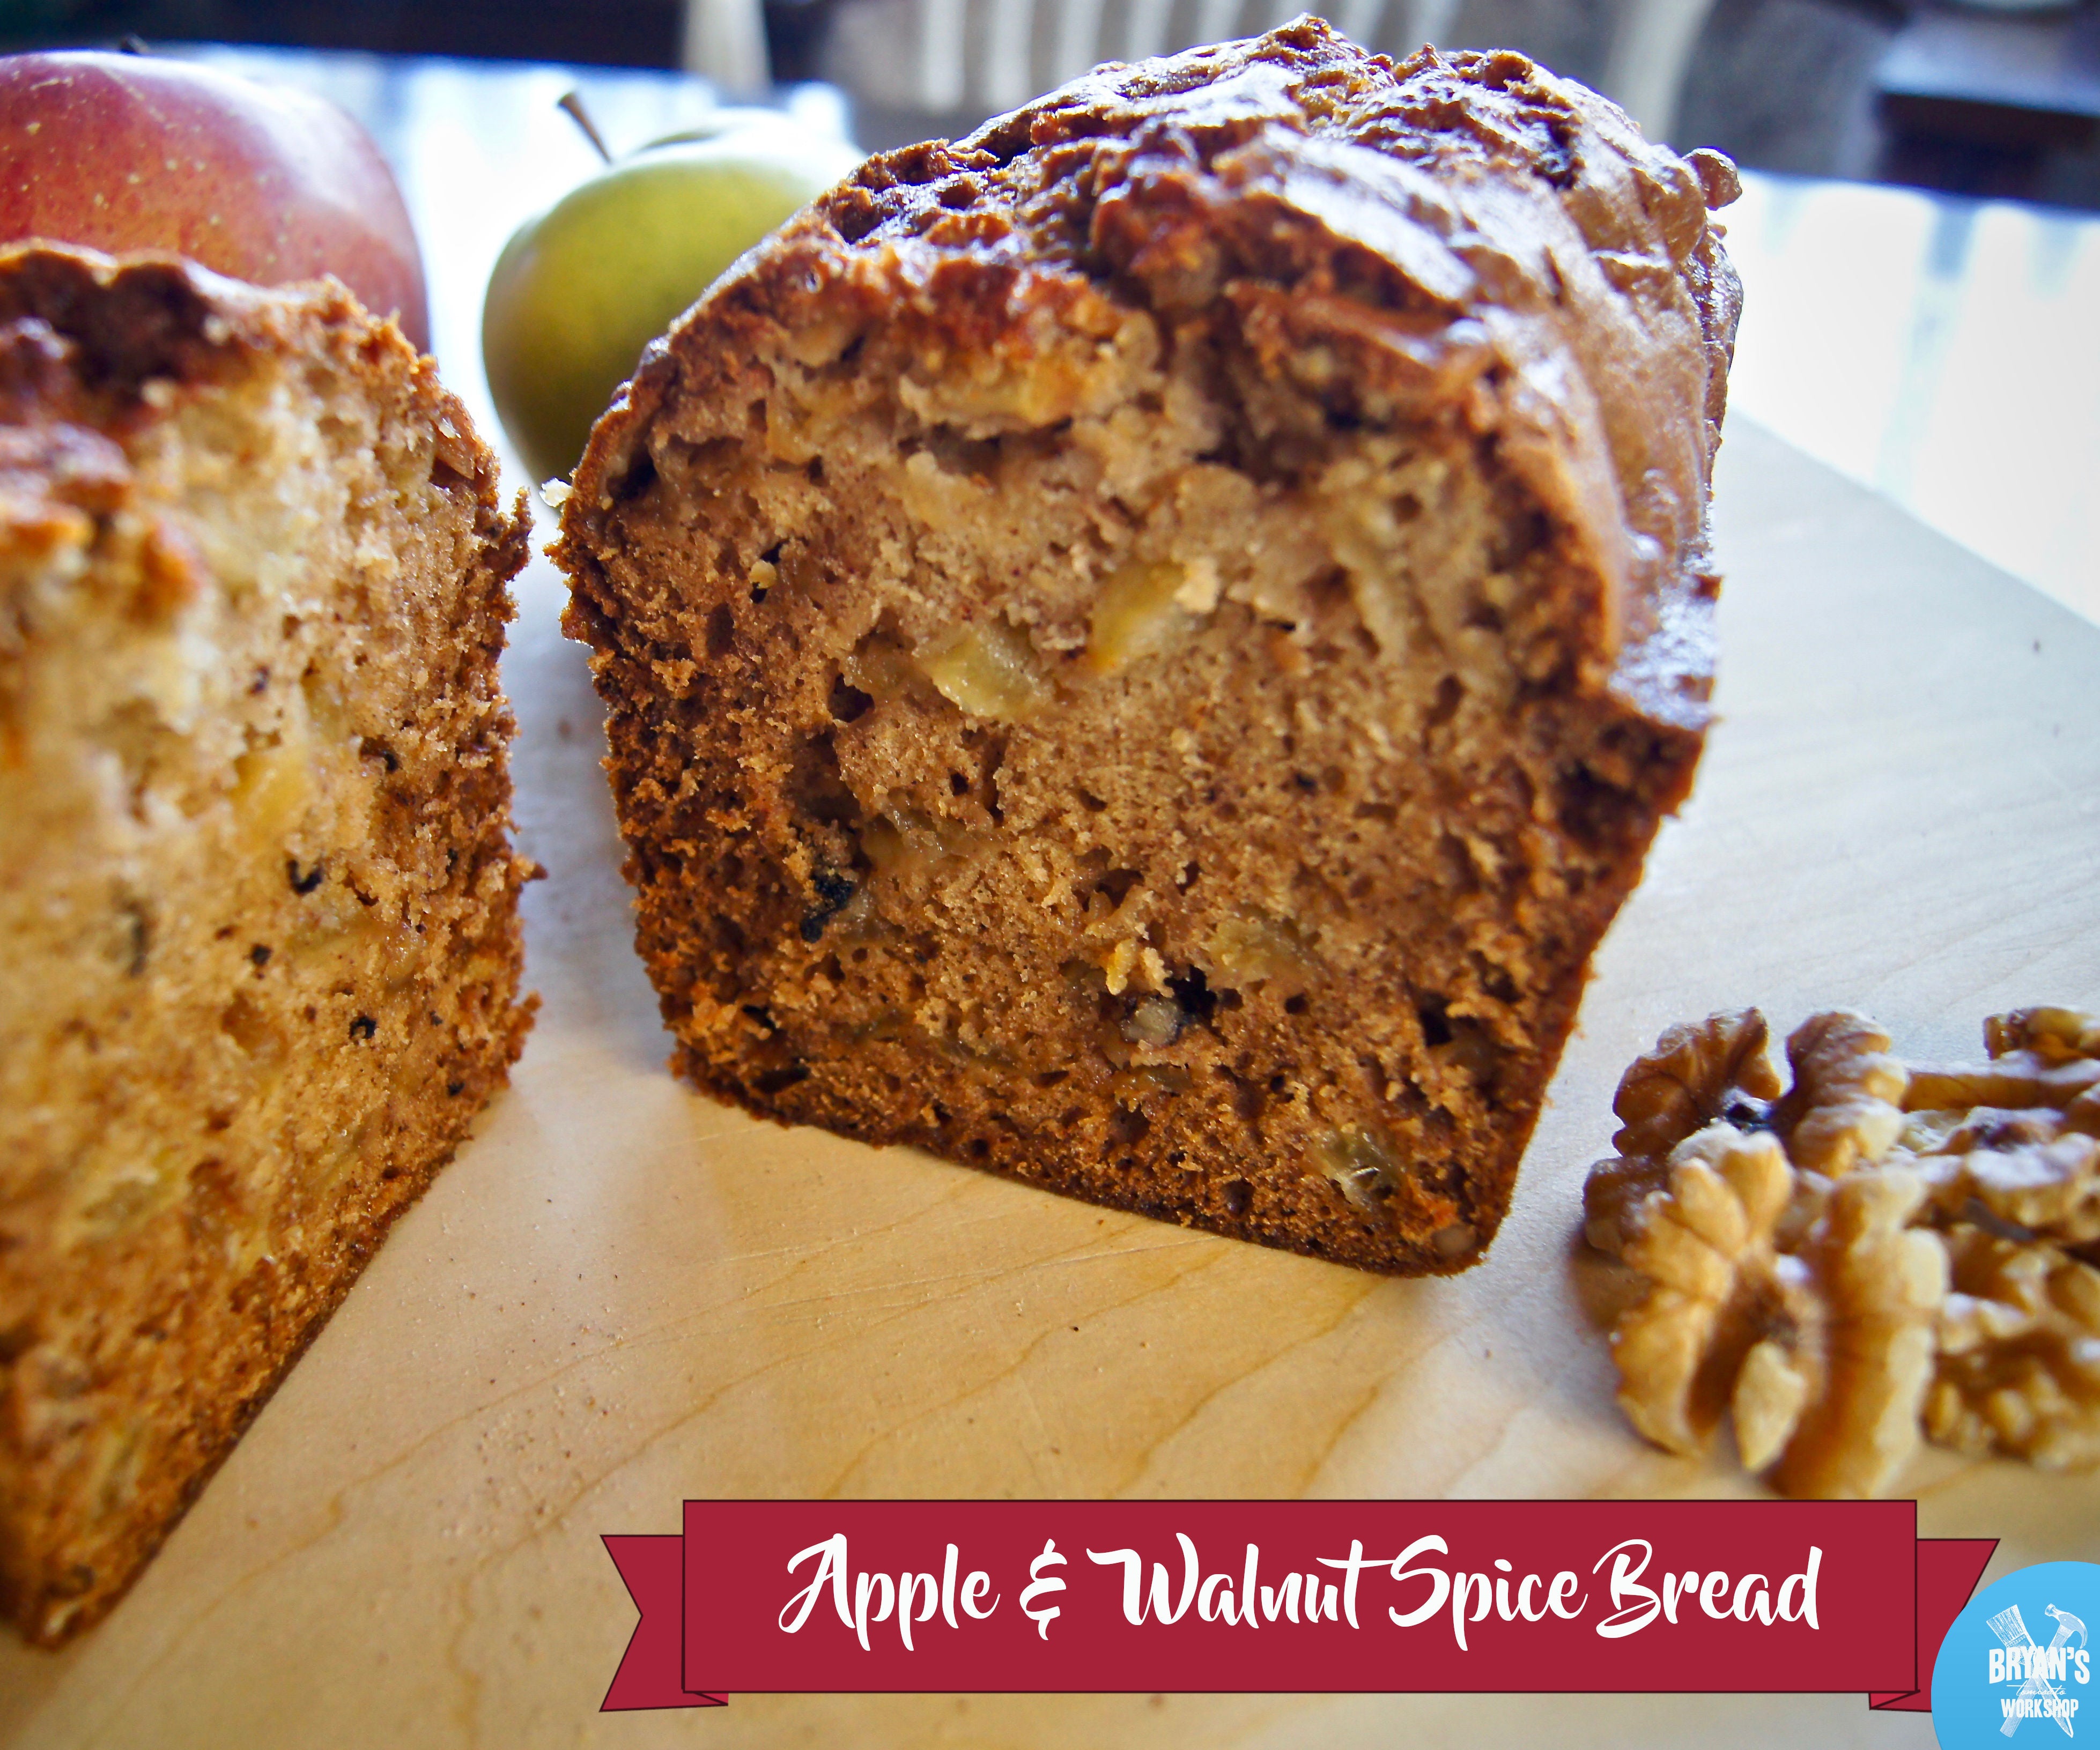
[0,50,428,351]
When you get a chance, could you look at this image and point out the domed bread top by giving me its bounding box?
[568,19,1740,725]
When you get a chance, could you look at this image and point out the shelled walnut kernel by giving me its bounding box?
[1768,1011,1908,1177]
[1928,1226,2100,1469]
[1609,1123,1791,1456]
[1584,1004,2100,1498]
[1582,1009,1781,1257]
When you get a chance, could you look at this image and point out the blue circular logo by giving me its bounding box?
[1935,1562,2100,1747]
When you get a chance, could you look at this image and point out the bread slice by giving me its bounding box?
[0,245,534,1643]
[555,24,1740,1278]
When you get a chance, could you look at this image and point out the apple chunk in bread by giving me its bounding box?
[556,24,1740,1276]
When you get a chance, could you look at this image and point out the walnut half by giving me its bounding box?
[1606,1122,1944,1497]
[1583,1010,1781,1256]
[1917,1132,2100,1244]
[1610,1124,1791,1456]
[1907,1007,2100,1141]
[1927,1225,2100,1469]
[1753,1168,1946,1499]
[1769,1011,1909,1177]
[1583,1008,1905,1257]
[1614,1010,1784,1159]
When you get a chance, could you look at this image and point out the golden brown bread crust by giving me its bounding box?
[0,245,534,1643]
[557,24,1739,1274]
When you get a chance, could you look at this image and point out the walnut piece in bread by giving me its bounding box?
[0,245,534,1643]
[558,22,1741,1274]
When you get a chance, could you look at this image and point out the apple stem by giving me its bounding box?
[557,92,614,165]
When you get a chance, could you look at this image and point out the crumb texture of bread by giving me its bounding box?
[556,25,1740,1279]
[0,246,534,1644]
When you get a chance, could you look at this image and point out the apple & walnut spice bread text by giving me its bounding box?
[556,21,1741,1274]
[0,244,535,1643]
[1588,1006,2100,1496]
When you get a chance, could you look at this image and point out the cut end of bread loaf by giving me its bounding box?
[0,246,534,1643]
[557,25,1739,1277]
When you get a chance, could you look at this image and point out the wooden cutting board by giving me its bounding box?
[2,419,2095,1747]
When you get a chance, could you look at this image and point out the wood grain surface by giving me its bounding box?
[1,419,2094,1747]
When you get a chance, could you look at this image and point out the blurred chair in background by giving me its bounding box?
[685,0,773,87]
[681,0,1722,144]
[0,1,2079,204]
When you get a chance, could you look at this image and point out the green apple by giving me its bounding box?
[483,116,862,485]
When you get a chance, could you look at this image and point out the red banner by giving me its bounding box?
[601,1501,1993,1711]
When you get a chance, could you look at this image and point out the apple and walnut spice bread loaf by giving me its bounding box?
[0,244,534,1643]
[556,22,1741,1276]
